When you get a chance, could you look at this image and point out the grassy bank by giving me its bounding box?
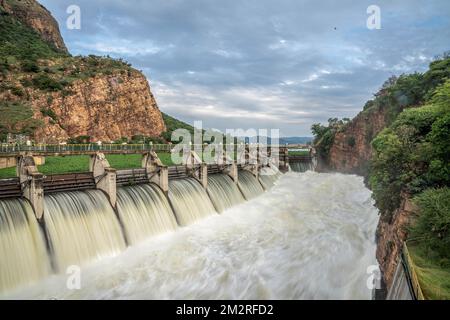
[0,153,175,178]
[409,244,450,300]
[288,150,310,156]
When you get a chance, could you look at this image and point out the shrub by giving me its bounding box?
[10,86,25,97]
[347,136,356,147]
[32,73,64,91]
[410,188,450,263]
[40,107,58,121]
[21,60,40,73]
[370,80,450,219]
[67,135,91,144]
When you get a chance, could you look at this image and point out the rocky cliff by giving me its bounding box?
[1,0,67,52]
[327,108,388,175]
[0,0,166,142]
[375,192,417,288]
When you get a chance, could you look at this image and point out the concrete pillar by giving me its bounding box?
[278,147,289,172]
[17,156,44,220]
[89,152,117,208]
[242,145,259,178]
[199,163,208,188]
[142,151,169,194]
[150,166,169,194]
[223,161,238,184]
[184,150,207,188]
[258,146,270,167]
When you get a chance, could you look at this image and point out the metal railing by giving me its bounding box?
[0,143,290,155]
[0,143,172,154]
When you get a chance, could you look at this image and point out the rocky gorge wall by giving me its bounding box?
[376,193,418,289]
[327,108,388,175]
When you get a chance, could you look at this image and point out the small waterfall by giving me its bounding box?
[0,199,50,294]
[168,178,217,226]
[290,161,314,173]
[259,166,281,190]
[237,170,264,200]
[207,174,245,213]
[117,184,178,244]
[44,190,126,272]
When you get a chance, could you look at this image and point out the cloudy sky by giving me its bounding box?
[40,0,450,136]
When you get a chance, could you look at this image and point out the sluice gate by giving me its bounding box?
[0,144,318,294]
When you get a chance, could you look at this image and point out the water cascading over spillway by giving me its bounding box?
[44,190,126,272]
[116,184,178,244]
[4,172,380,300]
[237,170,264,200]
[168,178,217,226]
[290,161,314,173]
[0,199,50,294]
[258,166,282,190]
[206,174,245,213]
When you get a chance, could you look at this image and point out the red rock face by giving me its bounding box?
[31,71,167,143]
[376,194,417,289]
[327,108,387,175]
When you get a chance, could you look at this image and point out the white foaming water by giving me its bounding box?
[4,172,379,300]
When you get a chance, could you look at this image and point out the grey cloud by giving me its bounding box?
[40,0,450,136]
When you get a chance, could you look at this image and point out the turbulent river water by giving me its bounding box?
[3,171,379,300]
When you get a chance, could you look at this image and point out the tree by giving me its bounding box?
[0,102,43,137]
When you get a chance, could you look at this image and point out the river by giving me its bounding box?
[3,171,379,299]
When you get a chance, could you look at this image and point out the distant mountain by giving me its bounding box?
[242,136,312,145]
[279,137,313,145]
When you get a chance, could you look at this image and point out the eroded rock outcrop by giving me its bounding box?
[1,0,67,52]
[327,108,387,175]
[376,193,418,288]
[0,0,166,142]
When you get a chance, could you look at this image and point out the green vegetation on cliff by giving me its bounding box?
[369,73,450,300]
[311,118,350,161]
[161,112,196,142]
[312,55,450,299]
[312,55,450,163]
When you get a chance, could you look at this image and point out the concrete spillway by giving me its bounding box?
[168,178,217,226]
[0,167,285,296]
[43,190,126,272]
[237,170,264,200]
[117,184,178,245]
[2,172,379,299]
[0,198,50,293]
[207,174,245,213]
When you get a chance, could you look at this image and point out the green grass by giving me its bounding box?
[409,244,450,300]
[106,154,142,169]
[38,155,89,174]
[157,153,174,166]
[0,166,16,179]
[0,153,176,179]
[288,150,310,156]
